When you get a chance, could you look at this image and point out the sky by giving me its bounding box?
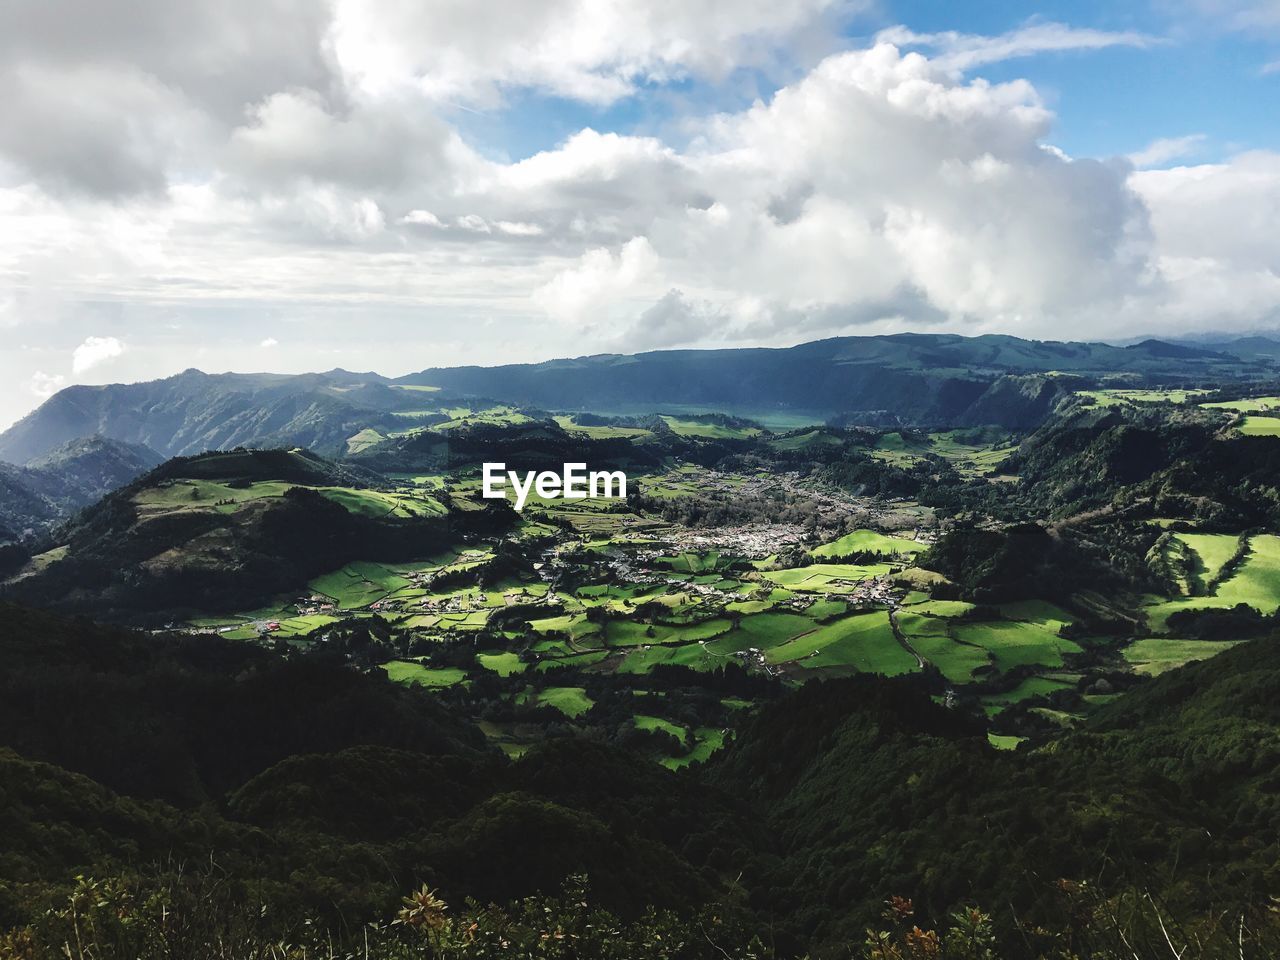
[1,1,1279,429]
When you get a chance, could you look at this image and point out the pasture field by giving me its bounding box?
[552,415,652,439]
[1238,416,1280,437]
[927,430,1017,476]
[898,615,991,682]
[381,661,467,687]
[1175,532,1241,587]
[1146,534,1280,630]
[710,612,814,653]
[1079,388,1208,407]
[345,428,386,455]
[477,651,528,676]
[762,562,892,592]
[634,715,687,741]
[1199,395,1280,413]
[980,676,1075,713]
[773,611,916,675]
[659,416,760,439]
[810,529,925,558]
[536,686,595,718]
[768,428,845,451]
[662,727,726,769]
[951,620,1082,672]
[1123,638,1244,676]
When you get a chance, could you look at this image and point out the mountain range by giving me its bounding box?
[0,436,162,540]
[2,333,1276,466]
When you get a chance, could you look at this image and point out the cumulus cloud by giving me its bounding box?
[28,372,66,399]
[260,337,279,348]
[533,237,658,326]
[326,0,855,105]
[71,336,125,374]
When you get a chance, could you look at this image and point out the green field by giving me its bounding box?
[810,529,924,559]
[951,620,1082,673]
[381,661,467,687]
[1199,395,1280,413]
[659,416,760,439]
[536,686,595,718]
[772,611,917,676]
[762,563,891,593]
[1146,533,1280,630]
[1238,416,1280,437]
[477,651,528,676]
[1123,638,1243,676]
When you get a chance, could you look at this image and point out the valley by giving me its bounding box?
[5,341,1280,957]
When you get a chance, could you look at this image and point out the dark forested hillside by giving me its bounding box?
[1,448,515,620]
[1,602,1279,958]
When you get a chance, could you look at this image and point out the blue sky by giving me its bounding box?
[452,0,1280,165]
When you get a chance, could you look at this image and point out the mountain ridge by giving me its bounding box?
[2,332,1275,465]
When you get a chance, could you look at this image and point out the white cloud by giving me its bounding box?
[876,22,1157,72]
[71,336,125,374]
[326,0,855,106]
[1127,134,1207,168]
[533,236,658,325]
[1262,59,1280,74]
[28,372,66,398]
[401,209,445,227]
[260,337,279,348]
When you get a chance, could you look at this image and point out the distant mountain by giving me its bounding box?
[0,436,162,541]
[2,333,1275,466]
[398,333,1268,415]
[0,369,406,464]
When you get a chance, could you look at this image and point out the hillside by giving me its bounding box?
[0,369,406,463]
[0,435,162,541]
[1,601,1279,957]
[1,448,514,620]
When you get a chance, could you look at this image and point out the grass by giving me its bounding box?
[381,661,467,687]
[1175,532,1240,587]
[771,611,917,676]
[476,651,528,677]
[762,563,891,593]
[1199,395,1280,413]
[980,676,1075,711]
[659,416,760,439]
[1079,388,1208,407]
[1146,533,1280,630]
[661,727,726,769]
[987,733,1027,751]
[1238,416,1280,437]
[345,428,386,455]
[536,686,594,718]
[897,613,991,683]
[708,612,815,653]
[951,620,1082,673]
[634,715,687,741]
[552,415,652,440]
[1123,638,1243,676]
[810,529,924,559]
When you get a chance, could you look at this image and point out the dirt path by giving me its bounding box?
[887,606,926,670]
